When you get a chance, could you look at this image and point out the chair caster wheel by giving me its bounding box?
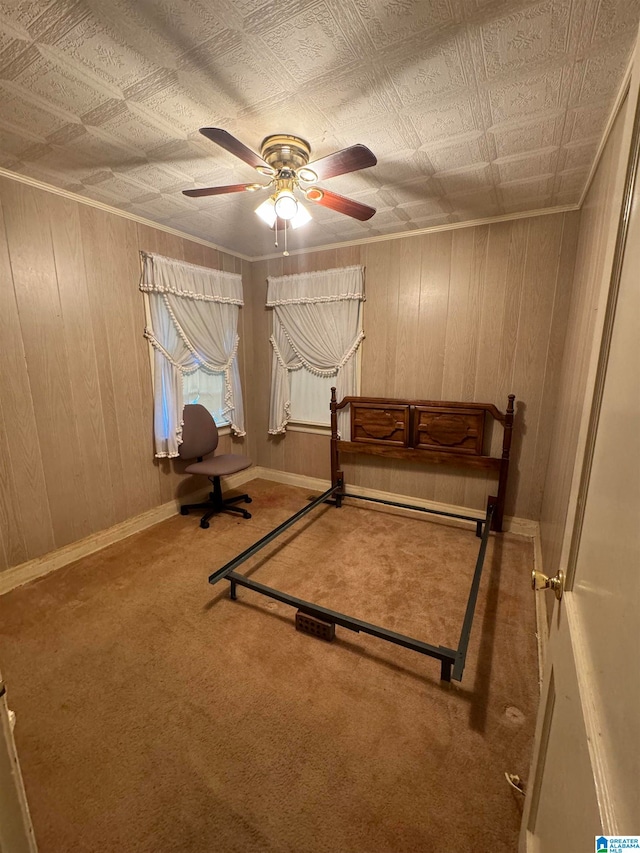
[243,512,252,519]
[180,507,189,515]
[200,520,210,529]
[244,497,252,504]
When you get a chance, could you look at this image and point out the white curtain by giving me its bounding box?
[267,265,365,434]
[140,252,245,458]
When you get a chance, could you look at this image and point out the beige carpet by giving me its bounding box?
[0,479,538,853]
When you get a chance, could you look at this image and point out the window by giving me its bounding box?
[140,251,245,458]
[289,370,337,426]
[266,265,365,435]
[182,369,229,427]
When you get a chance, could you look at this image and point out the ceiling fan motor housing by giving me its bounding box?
[260,134,311,171]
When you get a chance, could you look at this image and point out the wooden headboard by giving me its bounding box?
[329,390,515,532]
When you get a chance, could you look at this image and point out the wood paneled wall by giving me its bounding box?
[249,211,581,521]
[2,158,623,574]
[538,104,629,575]
[0,178,250,572]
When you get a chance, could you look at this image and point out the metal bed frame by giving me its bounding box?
[208,391,515,683]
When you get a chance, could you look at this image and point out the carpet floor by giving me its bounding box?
[0,478,538,853]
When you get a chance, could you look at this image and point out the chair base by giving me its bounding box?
[180,477,252,529]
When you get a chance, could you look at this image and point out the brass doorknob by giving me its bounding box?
[531,569,564,601]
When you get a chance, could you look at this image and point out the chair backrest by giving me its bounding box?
[178,404,219,460]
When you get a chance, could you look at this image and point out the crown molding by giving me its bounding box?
[0,166,253,263]
[251,204,581,261]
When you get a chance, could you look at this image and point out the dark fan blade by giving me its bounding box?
[199,128,274,173]
[305,187,375,221]
[182,183,264,197]
[304,144,376,181]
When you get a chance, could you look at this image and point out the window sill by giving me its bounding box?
[287,422,331,436]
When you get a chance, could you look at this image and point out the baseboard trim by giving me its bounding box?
[0,466,537,596]
[253,466,538,535]
[0,469,255,596]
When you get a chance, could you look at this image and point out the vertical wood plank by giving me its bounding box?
[511,215,565,518]
[0,192,40,564]
[2,181,87,548]
[48,194,117,534]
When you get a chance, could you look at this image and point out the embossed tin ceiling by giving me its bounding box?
[0,0,638,258]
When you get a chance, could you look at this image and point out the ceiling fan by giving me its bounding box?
[182,128,377,232]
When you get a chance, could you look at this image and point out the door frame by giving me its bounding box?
[520,38,640,850]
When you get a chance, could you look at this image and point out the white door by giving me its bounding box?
[520,92,640,851]
[0,675,38,853]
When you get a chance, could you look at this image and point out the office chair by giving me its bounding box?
[178,404,252,529]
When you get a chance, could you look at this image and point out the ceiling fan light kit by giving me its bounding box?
[273,189,297,220]
[183,128,377,252]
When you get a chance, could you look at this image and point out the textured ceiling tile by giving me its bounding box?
[50,16,156,91]
[128,85,212,137]
[407,96,481,144]
[498,174,553,202]
[260,3,358,84]
[0,1,77,37]
[494,148,557,181]
[501,194,550,212]
[353,0,458,49]
[386,35,469,105]
[447,187,501,216]
[80,171,162,203]
[307,67,395,126]
[558,139,599,171]
[395,197,450,219]
[377,150,435,185]
[0,122,42,155]
[490,116,562,157]
[487,66,565,124]
[128,195,194,220]
[187,41,293,107]
[0,80,71,135]
[120,162,195,193]
[434,163,493,194]
[426,134,489,171]
[16,145,102,181]
[563,103,610,141]
[477,0,576,79]
[380,177,441,205]
[11,45,113,116]
[354,117,422,158]
[0,21,32,68]
[589,0,640,42]
[93,102,184,152]
[25,1,88,42]
[51,125,147,168]
[554,167,589,195]
[571,45,632,105]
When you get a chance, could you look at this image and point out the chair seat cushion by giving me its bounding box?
[184,454,252,477]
